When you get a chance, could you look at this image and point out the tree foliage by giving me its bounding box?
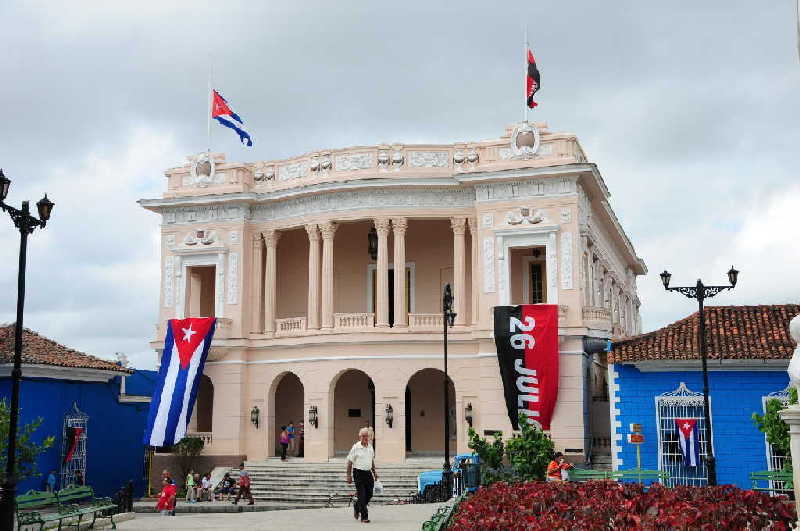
[173,436,205,487]
[468,413,555,484]
[752,387,798,460]
[0,398,55,484]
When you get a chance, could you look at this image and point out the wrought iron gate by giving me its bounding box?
[60,402,89,489]
[655,383,711,487]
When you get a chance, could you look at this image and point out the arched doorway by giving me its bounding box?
[272,372,304,457]
[405,368,455,456]
[332,369,375,455]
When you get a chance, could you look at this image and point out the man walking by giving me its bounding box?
[233,462,254,505]
[346,427,378,523]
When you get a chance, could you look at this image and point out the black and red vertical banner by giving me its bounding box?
[64,427,84,464]
[526,48,541,109]
[493,304,559,430]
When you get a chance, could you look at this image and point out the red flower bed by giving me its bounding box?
[450,481,795,530]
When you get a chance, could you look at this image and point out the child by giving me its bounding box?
[546,452,574,482]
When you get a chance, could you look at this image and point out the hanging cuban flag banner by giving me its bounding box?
[493,304,559,430]
[526,48,541,109]
[211,89,253,146]
[63,427,84,464]
[143,317,217,446]
[675,418,701,467]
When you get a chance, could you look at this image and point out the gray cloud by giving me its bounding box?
[1,1,798,368]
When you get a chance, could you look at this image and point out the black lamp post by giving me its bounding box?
[442,283,457,497]
[0,169,54,529]
[659,266,738,487]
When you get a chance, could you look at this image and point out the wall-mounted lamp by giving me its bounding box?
[367,227,378,260]
[385,404,394,428]
[250,406,260,429]
[464,402,473,428]
[309,405,319,428]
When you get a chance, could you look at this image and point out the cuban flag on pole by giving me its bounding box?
[143,317,217,446]
[675,418,701,467]
[211,90,253,147]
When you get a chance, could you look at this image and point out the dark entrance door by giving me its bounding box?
[405,385,412,451]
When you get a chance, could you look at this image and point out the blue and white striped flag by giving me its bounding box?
[143,317,217,446]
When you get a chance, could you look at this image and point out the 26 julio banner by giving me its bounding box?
[493,304,559,430]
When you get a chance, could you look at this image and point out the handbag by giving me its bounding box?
[373,480,384,495]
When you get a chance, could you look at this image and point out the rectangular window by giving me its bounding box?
[187,266,216,317]
[530,263,544,304]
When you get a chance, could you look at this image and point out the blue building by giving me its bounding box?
[609,304,799,489]
[0,324,156,497]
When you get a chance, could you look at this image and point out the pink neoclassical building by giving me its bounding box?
[139,121,646,466]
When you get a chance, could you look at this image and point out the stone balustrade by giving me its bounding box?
[334,312,375,329]
[408,313,445,331]
[275,317,307,336]
[583,306,611,321]
[186,431,213,447]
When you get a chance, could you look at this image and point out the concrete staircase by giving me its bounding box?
[234,457,443,508]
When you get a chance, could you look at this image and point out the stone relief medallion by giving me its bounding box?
[510,122,540,159]
[189,152,218,187]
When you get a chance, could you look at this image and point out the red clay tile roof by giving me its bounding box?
[609,305,800,363]
[0,324,133,374]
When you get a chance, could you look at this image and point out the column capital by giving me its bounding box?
[467,216,477,233]
[391,217,408,234]
[451,217,467,235]
[262,229,281,248]
[374,217,391,235]
[252,233,264,248]
[305,223,321,241]
[319,221,337,240]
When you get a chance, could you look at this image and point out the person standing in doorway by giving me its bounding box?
[287,421,296,456]
[279,426,289,461]
[346,427,378,523]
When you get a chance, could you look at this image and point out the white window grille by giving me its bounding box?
[655,382,711,487]
[761,386,791,495]
[60,402,89,489]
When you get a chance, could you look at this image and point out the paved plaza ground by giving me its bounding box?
[117,503,447,530]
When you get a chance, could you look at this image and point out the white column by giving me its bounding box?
[251,234,264,333]
[306,224,321,330]
[320,221,337,329]
[392,218,408,328]
[263,230,280,335]
[375,218,391,328]
[451,217,467,326]
[468,217,479,327]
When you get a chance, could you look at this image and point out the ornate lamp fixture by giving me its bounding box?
[309,405,319,428]
[250,406,260,428]
[385,404,394,428]
[367,227,378,260]
[464,402,473,428]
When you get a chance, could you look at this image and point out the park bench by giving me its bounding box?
[15,489,76,530]
[750,469,793,496]
[568,469,615,481]
[56,485,118,529]
[613,469,670,483]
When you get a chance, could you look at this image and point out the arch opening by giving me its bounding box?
[405,368,455,456]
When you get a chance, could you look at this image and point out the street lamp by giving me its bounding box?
[659,266,738,486]
[442,283,457,497]
[0,169,54,529]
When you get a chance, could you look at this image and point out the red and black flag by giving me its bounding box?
[64,427,84,463]
[526,48,540,108]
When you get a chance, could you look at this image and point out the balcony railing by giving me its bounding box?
[334,312,375,329]
[275,316,307,336]
[409,313,445,331]
[186,431,213,447]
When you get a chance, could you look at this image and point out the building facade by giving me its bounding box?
[0,325,155,497]
[139,122,646,465]
[609,304,800,489]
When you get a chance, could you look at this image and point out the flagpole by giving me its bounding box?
[524,24,528,124]
[207,61,213,154]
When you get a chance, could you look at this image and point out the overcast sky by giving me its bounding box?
[1,1,798,370]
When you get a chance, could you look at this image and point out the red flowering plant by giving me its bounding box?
[449,480,796,530]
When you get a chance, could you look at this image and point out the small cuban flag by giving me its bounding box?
[675,418,701,467]
[143,317,217,447]
[211,89,253,147]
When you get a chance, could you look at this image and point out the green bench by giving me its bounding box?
[569,468,669,483]
[55,486,117,529]
[15,489,74,530]
[750,470,793,495]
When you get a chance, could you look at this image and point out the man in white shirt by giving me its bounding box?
[346,427,378,523]
[200,474,213,501]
